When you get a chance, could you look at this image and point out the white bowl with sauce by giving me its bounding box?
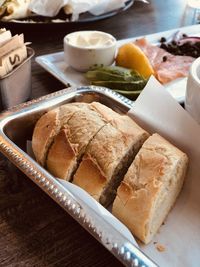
[63,31,117,72]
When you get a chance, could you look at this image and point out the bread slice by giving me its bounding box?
[32,103,88,166]
[112,133,188,244]
[46,105,108,181]
[73,118,149,207]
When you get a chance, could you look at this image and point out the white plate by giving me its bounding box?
[36,24,200,103]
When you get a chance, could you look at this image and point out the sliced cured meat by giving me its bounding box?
[133,38,195,84]
[155,55,194,84]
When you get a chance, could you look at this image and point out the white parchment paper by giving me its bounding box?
[128,76,200,267]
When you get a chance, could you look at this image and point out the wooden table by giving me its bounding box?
[0,0,196,266]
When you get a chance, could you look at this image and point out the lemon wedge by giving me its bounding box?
[115,43,154,78]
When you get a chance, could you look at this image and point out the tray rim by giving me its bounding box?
[0,86,157,267]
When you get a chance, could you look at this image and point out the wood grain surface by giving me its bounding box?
[0,0,196,266]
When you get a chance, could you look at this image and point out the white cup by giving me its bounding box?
[185,57,200,124]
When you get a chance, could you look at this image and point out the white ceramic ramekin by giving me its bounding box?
[63,31,117,72]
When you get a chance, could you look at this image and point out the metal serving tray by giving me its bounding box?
[0,86,157,267]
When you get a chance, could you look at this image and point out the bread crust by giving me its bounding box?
[32,103,88,166]
[46,105,107,180]
[112,133,188,244]
[46,129,78,179]
[73,154,107,201]
[32,108,60,166]
[90,102,149,140]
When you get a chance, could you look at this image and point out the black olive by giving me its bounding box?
[160,43,167,50]
[162,56,167,62]
[160,37,166,43]
[158,32,200,58]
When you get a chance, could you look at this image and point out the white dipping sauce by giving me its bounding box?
[66,31,116,49]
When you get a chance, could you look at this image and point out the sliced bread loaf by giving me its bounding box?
[112,133,188,244]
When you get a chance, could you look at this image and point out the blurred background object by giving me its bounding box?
[187,0,200,8]
[187,0,200,23]
[0,0,134,22]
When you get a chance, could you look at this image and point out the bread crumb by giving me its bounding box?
[156,244,165,252]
